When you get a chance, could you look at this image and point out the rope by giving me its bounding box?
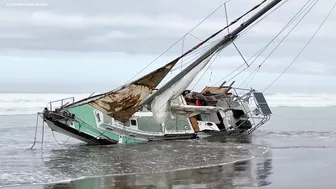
[64,0,269,110]
[224,2,230,34]
[242,0,319,82]
[52,130,71,145]
[237,0,290,40]
[212,0,298,86]
[238,0,318,89]
[212,0,315,86]
[173,0,274,88]
[239,65,261,89]
[141,45,220,126]
[125,0,236,84]
[170,39,221,73]
[233,42,249,67]
[191,48,223,90]
[126,0,268,83]
[241,0,319,87]
[263,1,336,92]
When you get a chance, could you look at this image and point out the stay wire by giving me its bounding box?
[212,0,315,86]
[237,0,290,39]
[63,0,269,109]
[238,0,316,88]
[140,0,272,126]
[125,0,236,84]
[212,0,291,86]
[170,39,222,72]
[240,0,319,89]
[263,1,336,92]
[191,49,223,90]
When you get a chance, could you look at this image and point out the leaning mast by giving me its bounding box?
[141,0,282,106]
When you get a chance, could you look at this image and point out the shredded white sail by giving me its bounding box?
[150,45,227,124]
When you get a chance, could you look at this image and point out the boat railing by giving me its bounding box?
[230,87,272,116]
[47,97,75,111]
[218,87,272,136]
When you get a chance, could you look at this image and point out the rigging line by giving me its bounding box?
[211,40,274,87]
[211,43,269,87]
[211,40,276,87]
[237,0,316,88]
[228,1,318,84]
[170,38,224,72]
[180,36,186,72]
[125,0,235,84]
[212,0,315,86]
[237,0,290,39]
[177,33,218,73]
[211,1,290,86]
[233,42,249,66]
[52,130,70,145]
[238,65,261,88]
[239,0,319,87]
[142,51,223,126]
[126,0,268,85]
[263,1,336,92]
[187,33,219,43]
[191,49,222,90]
[170,39,221,72]
[64,0,269,109]
[224,2,230,34]
[175,39,221,65]
[209,65,213,82]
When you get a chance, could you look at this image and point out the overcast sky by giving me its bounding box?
[1,0,336,94]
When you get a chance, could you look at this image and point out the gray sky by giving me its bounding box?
[1,0,336,93]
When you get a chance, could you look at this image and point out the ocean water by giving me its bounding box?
[0,93,336,189]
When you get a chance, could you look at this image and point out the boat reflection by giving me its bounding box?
[43,151,273,189]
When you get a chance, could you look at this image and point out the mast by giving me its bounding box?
[141,0,282,106]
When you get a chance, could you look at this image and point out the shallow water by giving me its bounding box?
[0,114,267,187]
[1,107,336,188]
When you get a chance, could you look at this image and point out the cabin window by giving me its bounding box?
[96,113,101,122]
[103,114,112,125]
[130,119,137,126]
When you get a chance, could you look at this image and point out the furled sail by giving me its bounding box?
[150,44,228,124]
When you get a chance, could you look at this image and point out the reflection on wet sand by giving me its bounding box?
[0,135,272,189]
[39,137,264,185]
[42,152,272,189]
[41,144,272,189]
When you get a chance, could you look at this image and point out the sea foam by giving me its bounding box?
[0,93,335,115]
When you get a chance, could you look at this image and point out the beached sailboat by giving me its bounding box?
[38,0,279,145]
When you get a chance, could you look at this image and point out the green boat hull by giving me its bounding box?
[44,104,197,145]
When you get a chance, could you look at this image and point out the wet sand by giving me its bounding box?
[3,146,336,189]
[1,107,336,189]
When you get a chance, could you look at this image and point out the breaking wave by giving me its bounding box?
[0,93,91,115]
[0,93,335,115]
[265,93,336,108]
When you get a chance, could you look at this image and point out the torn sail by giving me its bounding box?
[82,30,231,123]
[67,19,233,123]
[150,44,228,124]
[88,60,178,123]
